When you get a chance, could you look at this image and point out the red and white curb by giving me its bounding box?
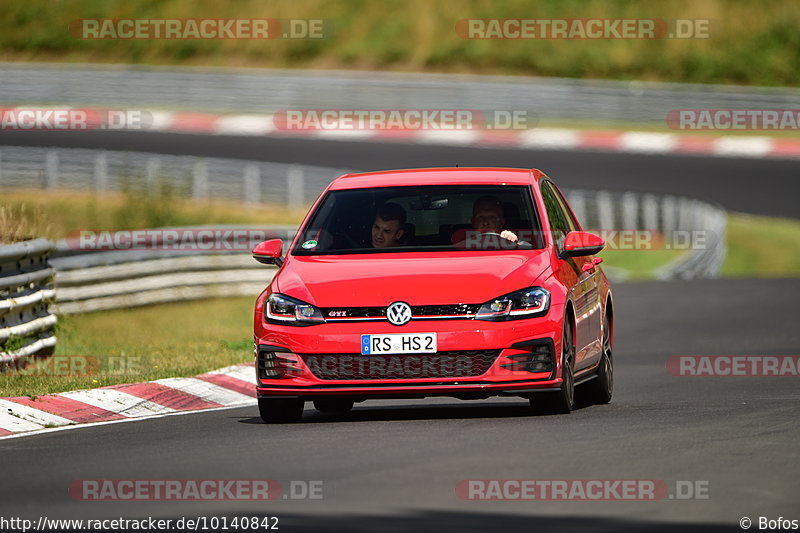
[0,363,257,440]
[146,111,800,160]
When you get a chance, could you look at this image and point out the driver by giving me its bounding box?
[470,196,518,243]
[371,202,406,248]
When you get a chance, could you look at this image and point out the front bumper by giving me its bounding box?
[254,309,564,400]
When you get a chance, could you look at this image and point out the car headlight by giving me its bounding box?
[475,287,550,321]
[265,293,325,326]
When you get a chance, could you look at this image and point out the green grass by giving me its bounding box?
[722,213,800,277]
[600,213,800,280]
[598,248,686,281]
[0,188,308,243]
[1,0,800,87]
[0,296,256,397]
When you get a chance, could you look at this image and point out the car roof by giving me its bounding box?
[328,167,546,190]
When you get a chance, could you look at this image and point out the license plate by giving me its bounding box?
[361,333,437,355]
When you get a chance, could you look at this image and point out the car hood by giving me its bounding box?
[275,251,550,307]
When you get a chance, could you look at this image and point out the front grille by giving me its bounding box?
[299,349,501,380]
[413,304,482,316]
[320,304,482,320]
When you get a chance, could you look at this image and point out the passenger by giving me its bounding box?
[470,195,518,243]
[371,202,407,248]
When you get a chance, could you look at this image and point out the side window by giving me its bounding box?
[550,183,579,231]
[540,181,569,250]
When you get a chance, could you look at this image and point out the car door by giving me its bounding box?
[540,180,593,369]
[551,181,603,369]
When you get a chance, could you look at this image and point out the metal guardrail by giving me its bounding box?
[563,190,727,281]
[48,187,727,315]
[50,229,290,314]
[52,252,278,315]
[2,63,799,123]
[0,239,57,367]
[0,145,347,207]
[0,145,726,294]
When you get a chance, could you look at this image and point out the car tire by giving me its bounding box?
[258,397,304,423]
[313,399,355,413]
[586,311,613,405]
[531,318,575,415]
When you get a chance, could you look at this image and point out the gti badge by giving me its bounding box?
[386,302,412,326]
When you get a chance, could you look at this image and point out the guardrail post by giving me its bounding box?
[678,198,693,231]
[642,194,658,230]
[661,195,676,246]
[146,157,160,190]
[621,192,638,229]
[565,190,587,227]
[192,160,208,200]
[244,163,261,205]
[596,191,614,232]
[45,150,58,189]
[711,209,727,276]
[287,165,305,209]
[93,151,108,192]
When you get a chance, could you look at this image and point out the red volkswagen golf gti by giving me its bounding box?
[252,168,613,422]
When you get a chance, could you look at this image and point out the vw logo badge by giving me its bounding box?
[386,302,412,326]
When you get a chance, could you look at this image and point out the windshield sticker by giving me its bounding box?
[302,239,318,250]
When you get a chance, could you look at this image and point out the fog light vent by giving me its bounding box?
[257,348,302,379]
[500,340,554,374]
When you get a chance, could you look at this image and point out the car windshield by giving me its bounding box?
[292,184,544,255]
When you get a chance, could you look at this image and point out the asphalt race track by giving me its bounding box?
[1,277,798,531]
[1,130,799,218]
[1,133,798,532]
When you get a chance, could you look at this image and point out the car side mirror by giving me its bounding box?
[561,231,604,259]
[252,239,284,266]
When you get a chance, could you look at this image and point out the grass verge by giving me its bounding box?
[722,213,800,277]
[1,0,800,87]
[600,213,800,280]
[597,248,686,281]
[0,188,307,243]
[0,296,255,398]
